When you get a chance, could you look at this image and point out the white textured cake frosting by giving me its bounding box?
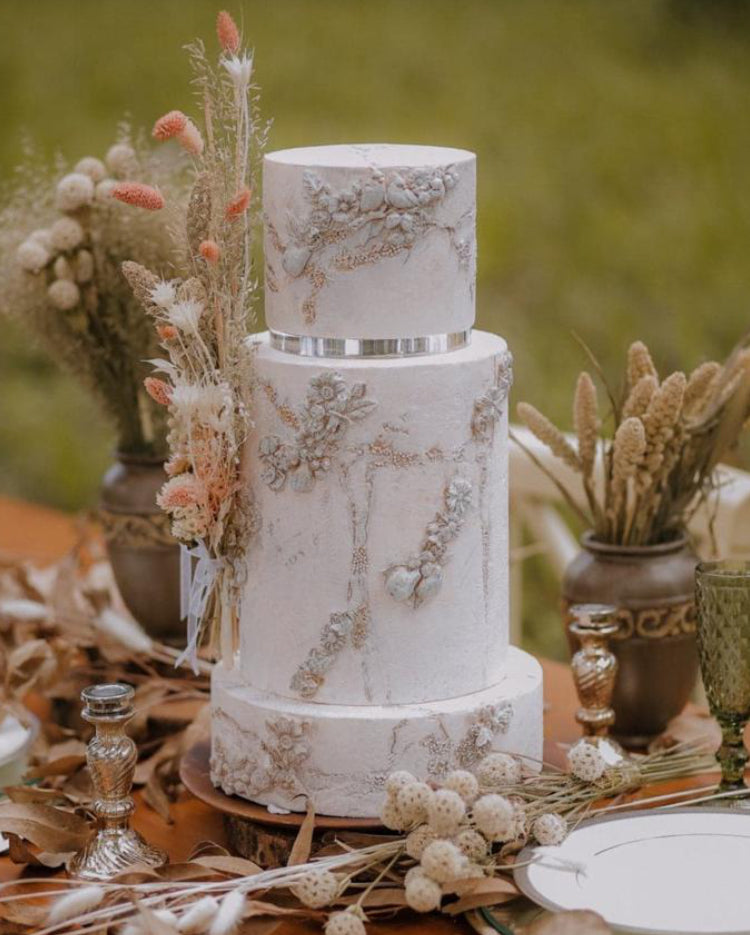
[264,144,476,341]
[211,144,543,818]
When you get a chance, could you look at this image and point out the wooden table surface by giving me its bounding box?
[0,496,710,933]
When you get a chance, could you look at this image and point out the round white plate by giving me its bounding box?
[515,808,750,934]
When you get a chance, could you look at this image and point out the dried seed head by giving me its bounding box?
[573,371,599,478]
[627,340,658,388]
[612,417,646,483]
[622,374,657,420]
[683,361,721,418]
[517,402,581,472]
[121,261,160,309]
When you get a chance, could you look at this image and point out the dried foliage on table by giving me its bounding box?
[1,721,718,935]
[121,8,267,669]
[516,337,750,545]
[0,522,209,865]
[0,130,188,456]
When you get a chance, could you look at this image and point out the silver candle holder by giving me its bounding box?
[69,683,167,881]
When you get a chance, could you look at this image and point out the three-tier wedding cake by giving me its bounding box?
[210,143,543,818]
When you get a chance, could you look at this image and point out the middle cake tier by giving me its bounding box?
[241,330,513,706]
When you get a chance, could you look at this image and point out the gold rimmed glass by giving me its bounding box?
[696,560,750,793]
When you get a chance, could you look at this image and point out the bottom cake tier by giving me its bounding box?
[211,647,543,818]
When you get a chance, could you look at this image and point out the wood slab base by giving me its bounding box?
[180,739,385,865]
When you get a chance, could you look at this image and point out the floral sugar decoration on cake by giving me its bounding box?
[269,163,472,323]
[384,477,473,608]
[259,371,377,493]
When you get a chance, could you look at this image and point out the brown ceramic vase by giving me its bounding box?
[99,453,182,641]
[562,531,699,748]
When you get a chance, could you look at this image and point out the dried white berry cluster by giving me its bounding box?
[379,752,568,915]
[290,870,368,935]
[15,144,137,310]
[567,738,607,782]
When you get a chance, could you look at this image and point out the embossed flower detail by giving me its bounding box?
[290,610,354,698]
[259,372,376,493]
[472,352,514,442]
[275,163,470,323]
[259,435,299,490]
[307,371,348,405]
[445,477,472,515]
[385,477,473,608]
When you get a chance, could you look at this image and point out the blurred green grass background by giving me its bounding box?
[2,0,750,656]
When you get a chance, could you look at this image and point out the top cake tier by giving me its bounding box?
[263,144,476,345]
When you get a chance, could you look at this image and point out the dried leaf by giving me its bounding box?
[142,765,173,823]
[0,898,47,928]
[287,799,315,866]
[441,877,520,914]
[7,833,74,868]
[3,785,73,805]
[26,754,86,779]
[338,887,408,909]
[0,802,92,855]
[193,854,262,876]
[527,910,612,934]
[188,840,232,860]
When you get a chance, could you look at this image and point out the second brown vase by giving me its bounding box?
[562,531,699,748]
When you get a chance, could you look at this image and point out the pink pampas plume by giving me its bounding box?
[225,187,251,220]
[152,110,188,141]
[217,10,240,53]
[112,182,164,211]
[144,377,173,406]
[199,239,221,263]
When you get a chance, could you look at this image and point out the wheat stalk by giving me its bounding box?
[517,402,582,472]
[627,340,658,388]
[622,374,657,420]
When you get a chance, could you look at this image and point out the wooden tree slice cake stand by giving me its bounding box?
[180,739,385,866]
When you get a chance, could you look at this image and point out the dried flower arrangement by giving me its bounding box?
[516,338,750,545]
[0,133,187,455]
[1,739,720,934]
[121,10,267,669]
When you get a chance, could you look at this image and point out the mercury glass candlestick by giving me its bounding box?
[69,683,167,880]
[696,561,750,794]
[569,603,621,741]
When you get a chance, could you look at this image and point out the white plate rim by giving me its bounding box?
[514,807,750,935]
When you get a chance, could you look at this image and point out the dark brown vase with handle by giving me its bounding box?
[99,453,182,641]
[562,531,699,747]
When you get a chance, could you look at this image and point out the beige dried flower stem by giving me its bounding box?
[622,374,657,420]
[517,402,582,473]
[683,361,721,419]
[573,371,603,528]
[611,416,646,542]
[627,340,658,389]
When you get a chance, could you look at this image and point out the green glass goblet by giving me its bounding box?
[696,560,750,793]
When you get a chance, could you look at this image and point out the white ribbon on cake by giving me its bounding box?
[176,538,222,674]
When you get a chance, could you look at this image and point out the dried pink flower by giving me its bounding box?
[157,473,206,510]
[153,110,188,141]
[178,119,204,156]
[144,376,172,406]
[217,10,240,53]
[157,323,178,341]
[225,187,251,220]
[112,182,164,211]
[199,239,221,263]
